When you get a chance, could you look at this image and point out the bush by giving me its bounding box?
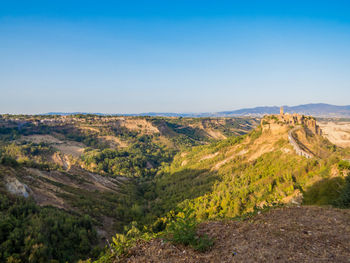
[109,222,157,259]
[333,175,350,208]
[0,155,18,167]
[338,160,350,172]
[164,209,213,252]
[111,222,141,256]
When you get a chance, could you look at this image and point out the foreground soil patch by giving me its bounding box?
[124,206,350,263]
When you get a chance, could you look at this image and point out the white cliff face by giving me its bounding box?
[5,176,30,198]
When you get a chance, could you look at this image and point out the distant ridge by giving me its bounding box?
[43,103,350,118]
[215,103,350,117]
[44,112,107,116]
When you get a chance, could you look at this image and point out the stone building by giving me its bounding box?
[277,108,322,135]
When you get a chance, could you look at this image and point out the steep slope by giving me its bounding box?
[99,114,350,262]
[148,113,348,220]
[0,164,139,238]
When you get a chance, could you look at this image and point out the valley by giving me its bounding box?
[1,113,350,262]
[3,2,350,262]
[0,114,258,262]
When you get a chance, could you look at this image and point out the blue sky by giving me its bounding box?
[1,1,350,114]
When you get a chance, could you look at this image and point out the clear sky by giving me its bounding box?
[1,0,350,114]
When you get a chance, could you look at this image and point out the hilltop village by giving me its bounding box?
[278,107,322,135]
[260,107,324,158]
[261,107,322,135]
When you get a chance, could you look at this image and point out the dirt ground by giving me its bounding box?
[319,122,350,148]
[99,135,129,148]
[123,206,350,263]
[20,134,85,157]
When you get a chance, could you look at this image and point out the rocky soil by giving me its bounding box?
[122,206,350,263]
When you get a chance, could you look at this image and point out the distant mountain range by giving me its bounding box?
[45,103,350,118]
[212,103,350,118]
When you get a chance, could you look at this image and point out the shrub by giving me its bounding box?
[110,222,157,259]
[338,160,350,172]
[333,175,350,208]
[112,221,141,255]
[164,209,213,252]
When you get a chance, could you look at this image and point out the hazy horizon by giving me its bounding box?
[0,102,349,116]
[1,1,350,114]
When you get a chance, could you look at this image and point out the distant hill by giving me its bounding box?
[217,103,350,117]
[44,112,107,116]
[128,103,350,117]
[43,103,350,118]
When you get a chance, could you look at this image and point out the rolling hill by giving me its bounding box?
[42,103,350,118]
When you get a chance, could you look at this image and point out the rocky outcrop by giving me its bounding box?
[5,176,31,198]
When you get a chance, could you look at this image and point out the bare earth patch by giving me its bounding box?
[20,134,85,157]
[205,129,227,140]
[200,152,219,162]
[21,134,63,144]
[54,144,84,157]
[116,118,159,134]
[319,121,350,148]
[99,135,129,148]
[123,206,350,263]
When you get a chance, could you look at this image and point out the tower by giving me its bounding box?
[280,106,284,115]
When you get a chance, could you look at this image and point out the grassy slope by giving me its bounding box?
[148,120,348,221]
[95,117,350,262]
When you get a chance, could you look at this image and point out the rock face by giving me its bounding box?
[5,176,30,198]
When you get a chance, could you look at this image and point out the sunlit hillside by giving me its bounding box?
[0,115,258,262]
[147,114,349,219]
[97,113,350,262]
